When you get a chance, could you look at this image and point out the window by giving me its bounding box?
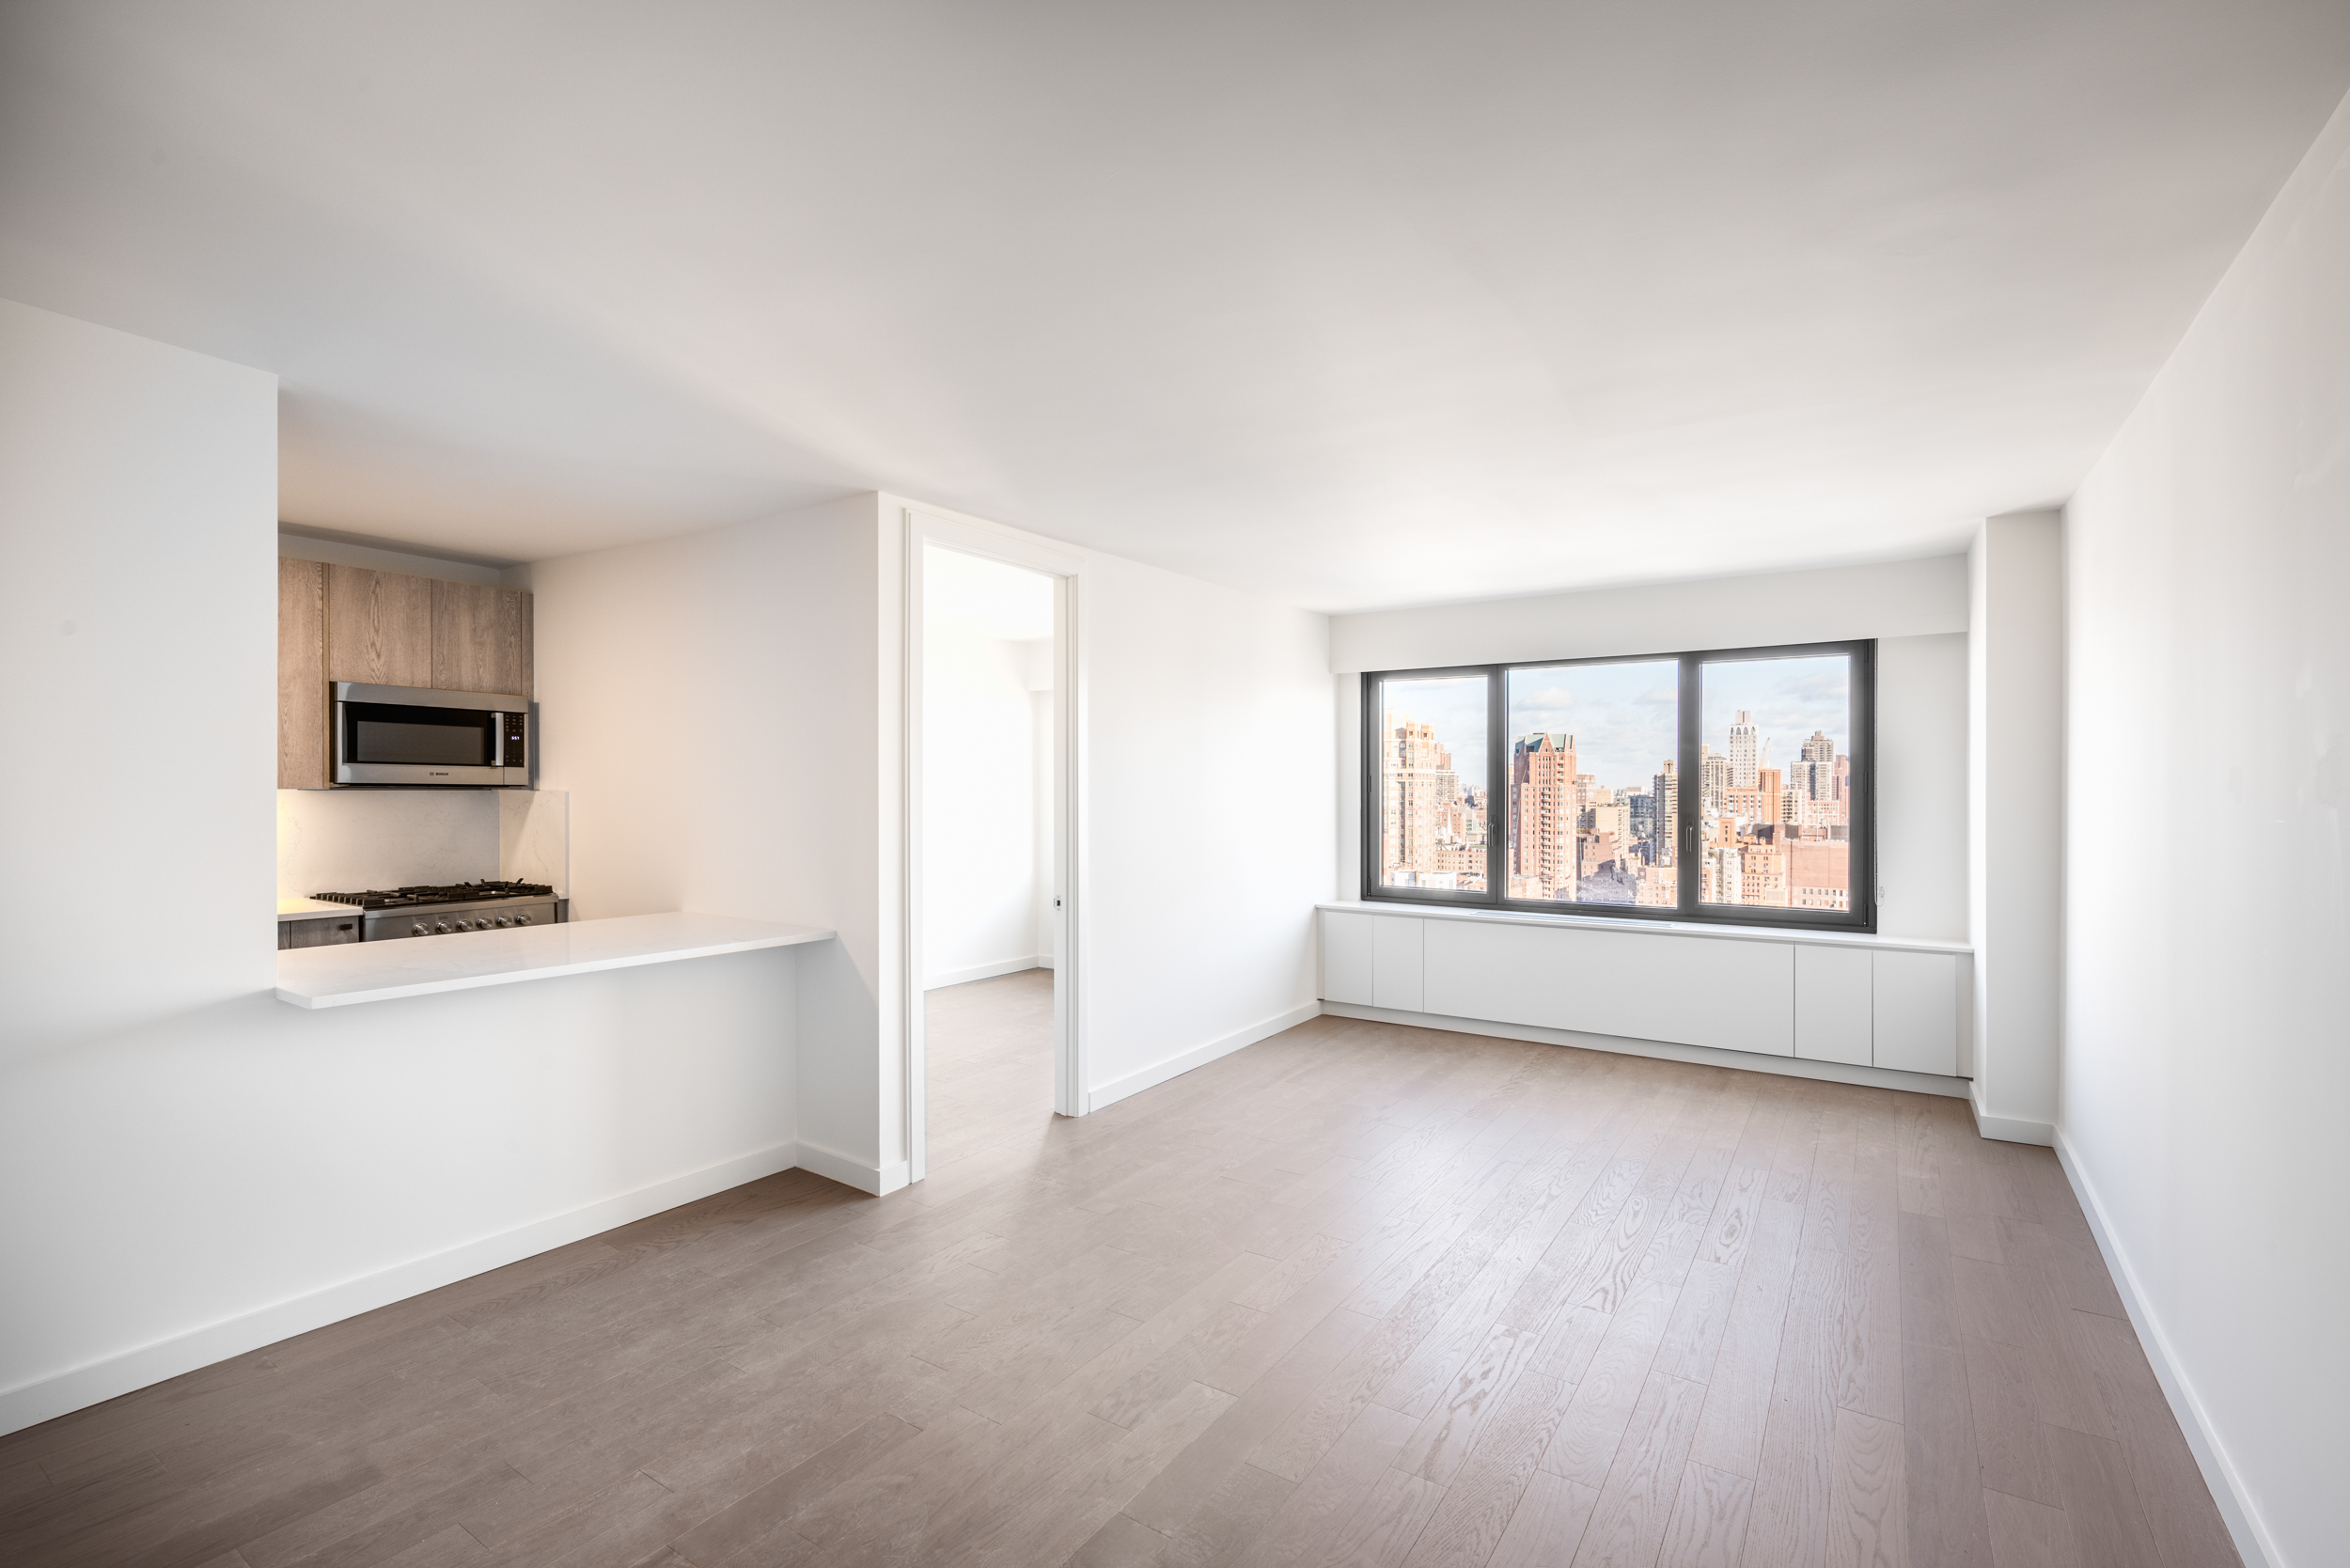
[1371,670,1491,894]
[1364,641,1873,929]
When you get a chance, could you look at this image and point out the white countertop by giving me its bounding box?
[277,898,355,921]
[274,911,835,1009]
[1317,901,1971,955]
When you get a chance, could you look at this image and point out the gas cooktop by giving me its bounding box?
[311,880,556,911]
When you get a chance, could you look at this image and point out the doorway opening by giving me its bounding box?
[915,540,1063,1179]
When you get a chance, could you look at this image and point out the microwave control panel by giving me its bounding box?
[501,712,527,770]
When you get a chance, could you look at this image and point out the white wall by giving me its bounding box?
[0,299,803,1436]
[1327,556,1971,942]
[1070,547,1337,1106]
[518,495,890,1189]
[922,622,1042,986]
[2,298,277,1055]
[1329,556,1968,670]
[2060,88,2350,1568]
[1873,632,1967,943]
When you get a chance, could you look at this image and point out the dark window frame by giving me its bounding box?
[1359,639,1876,933]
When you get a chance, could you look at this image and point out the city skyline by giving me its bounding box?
[1507,660,1677,793]
[1377,651,1856,912]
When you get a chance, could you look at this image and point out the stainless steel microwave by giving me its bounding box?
[332,682,533,787]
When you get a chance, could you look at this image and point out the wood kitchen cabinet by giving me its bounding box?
[431,579,531,697]
[325,565,434,686]
[276,558,533,788]
[277,558,328,789]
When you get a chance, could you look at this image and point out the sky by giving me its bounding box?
[1507,658,1680,792]
[1380,652,1851,800]
[1381,675,1490,788]
[1700,653,1852,776]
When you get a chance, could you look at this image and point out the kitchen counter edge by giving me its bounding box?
[274,911,835,1009]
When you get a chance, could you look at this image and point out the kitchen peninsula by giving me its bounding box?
[275,911,835,1008]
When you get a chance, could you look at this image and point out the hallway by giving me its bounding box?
[924,967,1057,1177]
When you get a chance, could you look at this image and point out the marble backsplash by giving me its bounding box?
[497,790,568,893]
[277,789,567,900]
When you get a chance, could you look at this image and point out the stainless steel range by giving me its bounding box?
[310,880,567,941]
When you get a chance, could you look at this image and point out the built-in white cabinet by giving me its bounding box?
[1794,944,1873,1066]
[1320,904,1971,1079]
[1421,917,1794,1056]
[1320,911,1426,1011]
[1871,949,1966,1076]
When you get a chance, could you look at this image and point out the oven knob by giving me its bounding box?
[411,923,428,937]
[434,920,450,933]
[516,912,533,925]
[496,914,512,927]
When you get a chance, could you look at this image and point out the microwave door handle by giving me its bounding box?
[492,713,504,769]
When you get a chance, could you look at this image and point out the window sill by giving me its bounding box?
[1320,900,1969,956]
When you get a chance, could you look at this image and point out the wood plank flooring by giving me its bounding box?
[0,971,2240,1566]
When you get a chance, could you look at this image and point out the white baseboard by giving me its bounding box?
[1969,1083,2057,1145]
[1087,999,1324,1113]
[793,1137,909,1197]
[1320,1002,1974,1100]
[923,956,1043,989]
[0,1140,801,1440]
[2053,1130,2277,1568]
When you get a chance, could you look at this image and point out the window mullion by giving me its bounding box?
[1486,664,1505,905]
[1677,653,1700,917]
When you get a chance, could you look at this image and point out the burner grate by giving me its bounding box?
[312,880,556,910]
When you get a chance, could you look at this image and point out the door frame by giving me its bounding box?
[901,506,1088,1186]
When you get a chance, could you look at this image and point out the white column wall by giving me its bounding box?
[1872,632,1968,944]
[1967,511,2063,1138]
[1062,546,1336,1108]
[517,494,886,1189]
[2060,87,2350,1568]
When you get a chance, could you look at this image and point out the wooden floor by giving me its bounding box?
[0,973,2241,1567]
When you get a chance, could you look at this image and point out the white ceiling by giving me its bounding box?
[5,3,2346,612]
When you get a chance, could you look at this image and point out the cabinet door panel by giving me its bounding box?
[1370,917,1424,1011]
[325,565,434,686]
[1794,945,1873,1065]
[277,558,327,788]
[431,580,525,695]
[284,916,362,949]
[1321,912,1375,1005]
[1872,950,1963,1076]
[1422,919,1794,1056]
